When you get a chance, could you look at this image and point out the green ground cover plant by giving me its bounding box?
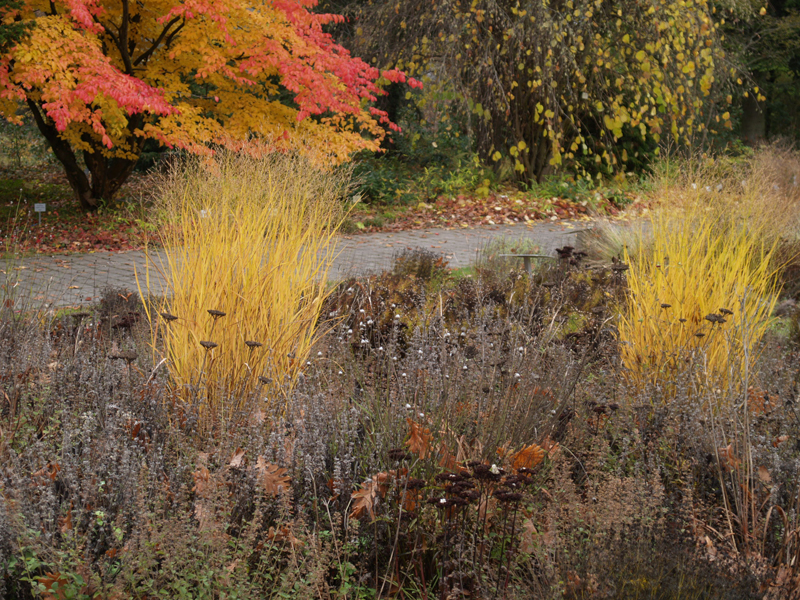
[1,149,800,599]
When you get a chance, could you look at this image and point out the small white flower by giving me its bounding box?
[402,372,407,377]
[463,365,468,370]
[691,183,697,190]
[367,319,373,325]
[361,339,368,344]
[490,464,500,475]
[317,351,323,356]
[378,346,384,351]
[406,403,412,409]
[490,343,494,348]
[439,498,447,504]
[347,329,353,334]
[339,371,344,375]
[551,410,557,414]
[395,314,401,319]
[393,356,398,361]
[514,373,521,378]
[518,347,524,352]
[392,303,397,308]
[359,309,365,313]
[418,349,423,354]
[445,374,449,379]
[432,142,438,148]
[347,287,354,293]
[419,412,425,418]
[307,361,311,366]
[705,186,711,192]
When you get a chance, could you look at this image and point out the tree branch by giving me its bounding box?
[133,16,183,67]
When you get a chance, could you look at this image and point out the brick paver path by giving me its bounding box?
[2,221,592,308]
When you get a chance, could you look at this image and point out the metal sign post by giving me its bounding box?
[34,203,46,227]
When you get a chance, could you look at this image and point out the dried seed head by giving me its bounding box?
[719,308,734,315]
[245,340,263,349]
[405,478,426,490]
[388,448,413,462]
[678,318,687,323]
[207,309,226,318]
[258,376,272,385]
[160,312,178,322]
[435,472,462,483]
[200,340,218,349]
[660,303,671,309]
[695,332,705,338]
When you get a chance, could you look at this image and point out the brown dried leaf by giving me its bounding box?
[405,418,432,460]
[255,457,291,497]
[773,434,789,447]
[37,572,69,600]
[58,510,72,534]
[192,453,212,496]
[718,444,740,472]
[32,462,61,484]
[519,518,537,554]
[757,465,772,484]
[229,448,245,468]
[350,477,380,520]
[267,524,304,549]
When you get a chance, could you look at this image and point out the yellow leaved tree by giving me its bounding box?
[346,0,739,182]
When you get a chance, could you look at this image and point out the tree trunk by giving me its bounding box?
[83,151,139,207]
[741,93,766,146]
[26,100,141,211]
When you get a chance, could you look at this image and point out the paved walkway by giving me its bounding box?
[1,221,592,308]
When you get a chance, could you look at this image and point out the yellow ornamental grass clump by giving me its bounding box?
[618,209,782,403]
[142,152,349,431]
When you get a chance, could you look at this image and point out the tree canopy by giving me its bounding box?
[0,0,419,209]
[346,0,739,182]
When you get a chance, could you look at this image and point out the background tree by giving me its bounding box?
[345,0,738,183]
[0,0,418,210]
[721,0,800,144]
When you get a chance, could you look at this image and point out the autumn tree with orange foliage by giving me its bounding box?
[0,0,419,210]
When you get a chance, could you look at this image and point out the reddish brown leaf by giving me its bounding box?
[255,457,291,497]
[350,477,380,520]
[405,418,433,460]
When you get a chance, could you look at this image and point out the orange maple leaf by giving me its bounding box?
[511,444,546,471]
